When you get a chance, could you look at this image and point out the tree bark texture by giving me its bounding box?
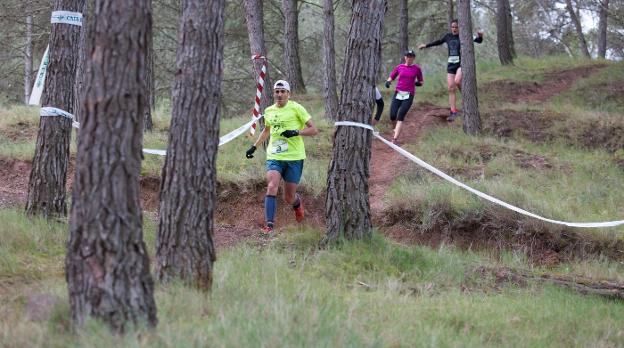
[564,0,591,58]
[26,0,86,218]
[458,0,481,135]
[24,12,33,104]
[156,0,224,291]
[282,0,306,93]
[244,0,272,125]
[73,0,88,124]
[448,0,455,28]
[66,0,157,332]
[398,0,408,58]
[322,0,339,120]
[324,0,386,245]
[597,0,609,58]
[144,3,155,132]
[496,0,514,65]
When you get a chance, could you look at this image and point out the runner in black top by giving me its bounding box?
[418,19,483,122]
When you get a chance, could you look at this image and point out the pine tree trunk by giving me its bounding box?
[506,2,516,58]
[73,0,88,124]
[458,0,481,135]
[564,0,591,58]
[496,0,514,65]
[398,0,408,58]
[322,0,339,120]
[26,0,86,218]
[66,0,157,333]
[324,0,386,245]
[244,0,272,120]
[597,0,609,59]
[156,0,224,291]
[282,0,306,93]
[24,12,33,104]
[144,2,154,133]
[447,0,455,27]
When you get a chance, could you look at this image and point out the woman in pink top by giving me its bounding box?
[385,50,424,145]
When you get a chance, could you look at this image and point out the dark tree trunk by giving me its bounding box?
[564,0,591,58]
[24,11,33,104]
[244,0,272,122]
[448,0,455,27]
[66,0,157,333]
[458,0,481,135]
[156,0,224,291]
[322,0,339,120]
[26,0,86,218]
[282,0,306,93]
[398,0,408,58]
[73,0,89,124]
[144,2,154,132]
[324,0,386,245]
[597,0,609,59]
[496,0,514,65]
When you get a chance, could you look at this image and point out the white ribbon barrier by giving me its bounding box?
[29,46,50,106]
[40,107,80,128]
[335,121,624,228]
[142,115,264,156]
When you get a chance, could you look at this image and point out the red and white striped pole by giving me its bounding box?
[250,54,267,136]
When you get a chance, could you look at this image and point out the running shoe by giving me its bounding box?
[294,198,304,223]
[391,138,400,146]
[447,111,458,122]
[260,225,273,234]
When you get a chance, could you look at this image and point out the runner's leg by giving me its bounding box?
[447,73,457,112]
[393,94,414,142]
[265,169,282,228]
[389,92,400,128]
[454,67,462,91]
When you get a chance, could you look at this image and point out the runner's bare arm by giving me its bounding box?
[299,120,318,136]
[253,125,271,147]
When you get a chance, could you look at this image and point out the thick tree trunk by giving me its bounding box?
[324,0,386,245]
[398,0,408,58]
[282,0,306,93]
[73,0,88,124]
[26,0,86,218]
[156,0,223,291]
[564,0,591,58]
[597,0,609,59]
[458,0,481,135]
[24,12,33,104]
[496,0,514,65]
[244,0,272,121]
[66,0,157,333]
[322,0,339,120]
[448,0,455,28]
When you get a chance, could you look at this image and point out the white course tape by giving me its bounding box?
[142,115,264,156]
[51,11,83,26]
[335,121,624,228]
[40,107,80,128]
[29,45,50,105]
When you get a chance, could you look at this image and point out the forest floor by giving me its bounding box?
[0,64,609,252]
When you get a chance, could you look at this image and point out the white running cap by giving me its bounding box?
[273,80,291,91]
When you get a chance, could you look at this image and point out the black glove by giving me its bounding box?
[245,145,256,159]
[280,130,299,138]
[385,81,391,89]
[415,81,422,87]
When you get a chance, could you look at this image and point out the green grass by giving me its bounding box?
[1,212,624,347]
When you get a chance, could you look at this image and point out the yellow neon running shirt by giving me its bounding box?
[264,100,311,161]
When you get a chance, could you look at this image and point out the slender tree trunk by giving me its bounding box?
[244,0,272,119]
[398,0,408,58]
[564,0,591,58]
[458,0,481,135]
[597,0,609,59]
[448,0,455,28]
[324,0,386,245]
[282,0,306,93]
[156,0,224,291]
[323,0,339,120]
[73,0,89,124]
[144,3,154,133]
[26,0,86,218]
[66,0,157,333]
[496,0,514,65]
[24,11,33,104]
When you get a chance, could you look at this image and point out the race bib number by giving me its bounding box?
[271,139,288,154]
[448,55,460,64]
[396,91,410,100]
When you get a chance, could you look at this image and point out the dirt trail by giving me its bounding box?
[0,65,607,250]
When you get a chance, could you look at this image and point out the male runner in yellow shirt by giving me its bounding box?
[245,80,318,234]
